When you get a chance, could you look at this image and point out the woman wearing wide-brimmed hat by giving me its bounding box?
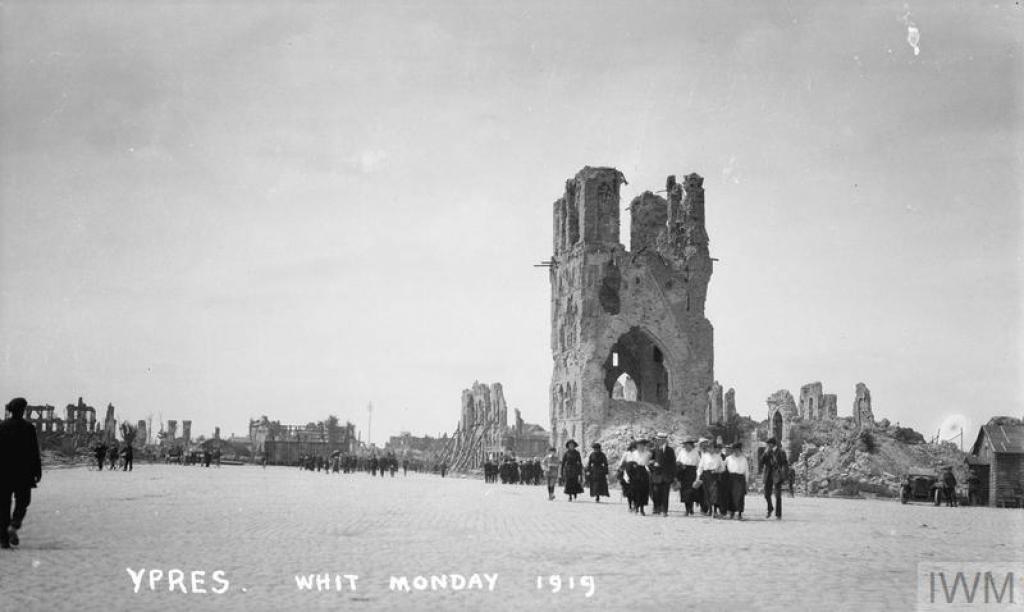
[560,439,584,501]
[624,439,652,515]
[586,443,610,502]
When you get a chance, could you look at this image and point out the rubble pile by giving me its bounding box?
[793,420,967,497]
[590,399,708,471]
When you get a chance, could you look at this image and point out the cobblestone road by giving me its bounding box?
[1,465,1021,611]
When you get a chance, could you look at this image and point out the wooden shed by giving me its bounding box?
[969,423,1024,508]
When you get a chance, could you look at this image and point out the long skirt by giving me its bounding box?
[627,464,651,508]
[700,472,722,513]
[678,465,698,504]
[719,473,733,514]
[564,475,584,495]
[589,473,610,498]
[728,473,747,514]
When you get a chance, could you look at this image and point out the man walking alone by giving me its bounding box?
[762,437,788,520]
[1,398,43,549]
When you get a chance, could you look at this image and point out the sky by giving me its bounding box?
[1,1,1021,445]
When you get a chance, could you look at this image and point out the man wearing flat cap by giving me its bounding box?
[1,397,42,549]
[649,432,676,516]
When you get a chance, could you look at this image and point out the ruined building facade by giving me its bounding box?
[443,382,509,471]
[441,382,549,470]
[550,167,714,449]
[705,381,738,425]
[853,382,874,429]
[798,382,838,420]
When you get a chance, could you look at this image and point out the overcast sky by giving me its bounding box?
[1,2,1020,444]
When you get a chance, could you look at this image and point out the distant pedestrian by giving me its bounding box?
[107,443,119,471]
[122,445,133,472]
[762,438,788,520]
[561,440,584,501]
[543,447,560,500]
[941,467,958,507]
[94,443,107,471]
[586,443,609,502]
[1,398,42,549]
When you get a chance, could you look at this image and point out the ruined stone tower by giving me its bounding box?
[549,167,714,449]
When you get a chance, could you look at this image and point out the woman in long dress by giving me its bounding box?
[587,443,610,502]
[561,440,584,501]
[625,439,652,515]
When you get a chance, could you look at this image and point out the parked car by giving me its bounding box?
[900,473,943,505]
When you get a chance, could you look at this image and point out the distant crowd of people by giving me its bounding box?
[540,433,793,520]
[293,451,449,478]
[91,441,135,471]
[482,456,544,485]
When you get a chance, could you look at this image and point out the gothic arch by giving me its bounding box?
[602,326,670,408]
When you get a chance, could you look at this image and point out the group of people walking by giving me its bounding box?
[484,456,544,485]
[92,441,134,471]
[544,440,610,502]
[546,433,792,520]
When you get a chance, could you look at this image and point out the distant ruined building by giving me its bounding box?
[550,167,714,449]
[441,381,548,470]
[767,382,877,459]
[853,382,874,429]
[705,381,738,425]
[248,416,357,465]
[798,382,838,420]
[442,382,508,471]
[766,389,798,455]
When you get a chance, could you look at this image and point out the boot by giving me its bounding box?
[7,526,19,546]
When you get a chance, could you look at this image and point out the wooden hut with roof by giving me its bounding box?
[968,419,1024,508]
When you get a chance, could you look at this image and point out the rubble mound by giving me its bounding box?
[792,419,967,498]
[590,400,702,469]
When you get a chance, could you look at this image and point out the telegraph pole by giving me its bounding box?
[367,402,373,447]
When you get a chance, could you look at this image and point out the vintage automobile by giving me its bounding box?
[900,473,944,505]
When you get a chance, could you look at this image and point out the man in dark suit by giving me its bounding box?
[762,437,788,520]
[648,432,677,516]
[1,397,43,549]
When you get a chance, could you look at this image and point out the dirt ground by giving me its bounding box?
[1,464,1021,611]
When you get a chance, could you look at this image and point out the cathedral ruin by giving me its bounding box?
[549,166,715,449]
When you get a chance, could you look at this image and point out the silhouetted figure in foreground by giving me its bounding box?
[1,398,42,549]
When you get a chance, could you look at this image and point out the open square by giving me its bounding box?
[2,465,1022,610]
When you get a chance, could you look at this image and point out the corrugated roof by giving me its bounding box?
[980,424,1024,454]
